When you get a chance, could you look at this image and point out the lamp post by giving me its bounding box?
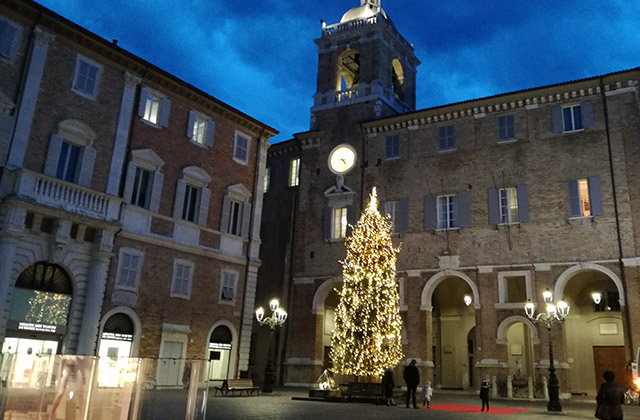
[524,289,569,412]
[256,298,287,393]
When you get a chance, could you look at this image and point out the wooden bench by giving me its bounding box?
[214,379,260,397]
[341,382,384,403]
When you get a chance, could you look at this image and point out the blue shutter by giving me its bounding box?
[77,146,96,187]
[588,176,603,216]
[517,184,530,222]
[123,162,137,202]
[487,188,500,225]
[346,205,355,236]
[457,190,471,227]
[581,101,594,129]
[424,194,436,230]
[173,179,187,219]
[137,87,148,116]
[186,110,196,139]
[149,171,164,213]
[198,187,211,227]
[220,194,231,233]
[551,106,563,133]
[241,201,252,237]
[159,97,171,127]
[205,119,215,147]
[567,180,581,217]
[397,198,408,233]
[324,205,332,240]
[43,135,64,176]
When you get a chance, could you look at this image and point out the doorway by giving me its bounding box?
[593,346,629,389]
[208,326,232,380]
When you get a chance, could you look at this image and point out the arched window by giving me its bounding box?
[391,59,405,100]
[43,119,97,187]
[336,49,360,91]
[16,262,72,294]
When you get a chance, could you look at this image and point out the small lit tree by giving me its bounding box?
[330,188,403,377]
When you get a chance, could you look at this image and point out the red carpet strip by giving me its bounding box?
[422,404,530,415]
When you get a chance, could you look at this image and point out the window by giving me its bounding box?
[220,184,252,238]
[497,271,531,307]
[498,115,515,141]
[499,187,519,224]
[437,195,458,229]
[0,19,19,60]
[182,185,200,223]
[131,167,152,208]
[332,207,348,239]
[563,105,583,132]
[233,131,251,165]
[594,291,621,312]
[143,94,160,124]
[192,117,206,144]
[385,135,399,159]
[220,270,238,301]
[568,177,603,218]
[187,110,214,146]
[438,125,455,151]
[171,260,193,299]
[72,56,100,98]
[116,249,143,291]
[227,199,242,235]
[289,158,300,187]
[264,167,270,193]
[385,201,399,233]
[138,87,171,127]
[55,141,81,182]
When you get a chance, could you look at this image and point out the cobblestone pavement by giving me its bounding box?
[206,388,640,420]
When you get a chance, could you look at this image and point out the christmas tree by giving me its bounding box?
[330,188,403,377]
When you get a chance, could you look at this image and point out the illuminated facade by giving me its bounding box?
[258,0,640,397]
[0,0,276,383]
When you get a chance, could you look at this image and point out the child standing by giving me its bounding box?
[422,380,433,408]
[479,379,490,412]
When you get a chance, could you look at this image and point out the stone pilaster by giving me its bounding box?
[0,206,26,344]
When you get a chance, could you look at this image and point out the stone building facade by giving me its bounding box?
[0,0,276,385]
[258,0,640,397]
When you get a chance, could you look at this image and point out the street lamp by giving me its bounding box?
[524,289,569,412]
[256,298,287,393]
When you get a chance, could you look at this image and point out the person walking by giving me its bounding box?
[479,379,490,412]
[422,380,433,408]
[403,359,420,409]
[382,367,396,406]
[595,370,624,420]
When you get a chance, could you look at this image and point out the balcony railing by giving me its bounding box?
[12,169,121,221]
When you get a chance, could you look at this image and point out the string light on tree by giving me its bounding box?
[330,187,404,377]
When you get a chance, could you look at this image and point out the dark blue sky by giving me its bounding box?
[39,0,640,143]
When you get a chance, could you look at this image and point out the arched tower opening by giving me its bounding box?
[336,49,360,91]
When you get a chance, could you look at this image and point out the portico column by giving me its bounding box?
[0,206,27,344]
[76,229,115,355]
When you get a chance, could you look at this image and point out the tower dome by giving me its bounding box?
[340,0,387,23]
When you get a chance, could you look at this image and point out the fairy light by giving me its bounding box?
[330,187,404,377]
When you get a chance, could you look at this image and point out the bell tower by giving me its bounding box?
[311,0,420,130]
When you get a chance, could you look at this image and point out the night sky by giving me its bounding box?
[37,0,640,143]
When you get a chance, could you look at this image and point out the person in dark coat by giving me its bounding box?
[382,367,396,406]
[479,379,490,412]
[596,370,624,420]
[403,359,420,409]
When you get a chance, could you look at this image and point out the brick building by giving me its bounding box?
[0,0,276,385]
[257,0,640,397]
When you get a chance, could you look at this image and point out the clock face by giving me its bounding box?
[328,145,356,174]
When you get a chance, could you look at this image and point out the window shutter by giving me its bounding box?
[487,188,500,225]
[205,119,215,147]
[517,184,530,222]
[588,175,603,216]
[324,205,332,240]
[346,205,355,236]
[581,101,595,129]
[77,146,96,187]
[220,194,231,233]
[137,87,148,116]
[173,179,187,219]
[198,187,211,227]
[159,97,171,127]
[149,171,164,213]
[457,190,471,227]
[43,135,64,176]
[397,198,408,233]
[551,106,562,133]
[186,110,196,139]
[123,162,137,203]
[567,180,581,217]
[241,201,252,238]
[423,194,436,230]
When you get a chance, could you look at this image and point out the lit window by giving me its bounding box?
[498,115,515,141]
[385,135,399,159]
[0,19,18,59]
[143,94,160,124]
[131,167,152,209]
[438,125,455,151]
[220,271,237,301]
[182,185,200,223]
[192,116,206,145]
[437,195,458,229]
[594,291,620,312]
[499,187,519,224]
[332,207,348,239]
[55,141,81,182]
[228,199,242,235]
[289,158,300,187]
[171,261,193,298]
[385,201,399,233]
[577,179,591,216]
[73,56,100,97]
[563,105,583,132]
[116,249,143,290]
[264,167,270,193]
[233,132,250,164]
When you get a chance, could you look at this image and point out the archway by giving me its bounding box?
[555,264,627,395]
[322,289,340,369]
[97,311,136,387]
[336,49,360,91]
[503,320,536,398]
[207,324,234,380]
[391,59,405,100]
